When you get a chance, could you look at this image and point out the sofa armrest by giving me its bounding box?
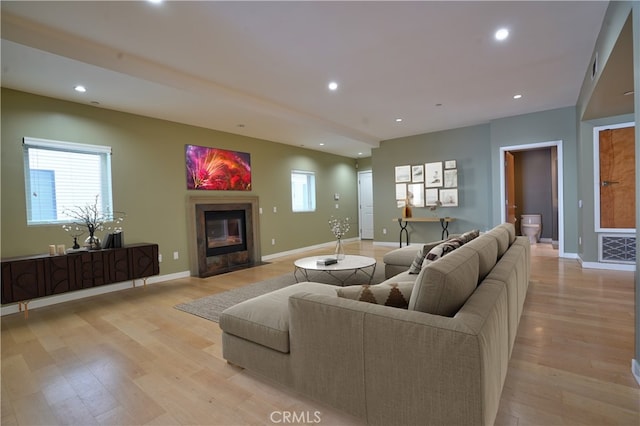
[288,292,370,420]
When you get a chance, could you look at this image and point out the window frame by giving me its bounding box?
[23,137,113,226]
[291,170,316,213]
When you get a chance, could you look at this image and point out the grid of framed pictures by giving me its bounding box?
[395,160,458,208]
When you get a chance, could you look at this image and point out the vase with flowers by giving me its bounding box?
[328,216,350,261]
[62,195,125,250]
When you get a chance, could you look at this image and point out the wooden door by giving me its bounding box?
[599,126,635,229]
[505,152,517,226]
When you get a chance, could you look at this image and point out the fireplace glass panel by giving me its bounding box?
[205,210,247,256]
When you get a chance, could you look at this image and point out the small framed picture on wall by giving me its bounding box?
[411,165,424,183]
[445,160,457,169]
[408,183,424,207]
[395,165,411,183]
[425,162,443,188]
[425,188,439,206]
[395,183,407,200]
[440,189,459,207]
[444,169,458,188]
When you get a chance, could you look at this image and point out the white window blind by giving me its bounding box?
[23,137,113,225]
[291,170,316,212]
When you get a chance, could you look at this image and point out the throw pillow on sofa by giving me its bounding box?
[408,239,447,274]
[423,237,465,264]
[337,282,414,308]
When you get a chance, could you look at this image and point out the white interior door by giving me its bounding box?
[358,171,374,239]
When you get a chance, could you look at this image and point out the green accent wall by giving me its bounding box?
[490,106,579,254]
[373,124,492,244]
[1,88,359,275]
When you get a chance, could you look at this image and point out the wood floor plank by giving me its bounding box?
[2,241,638,425]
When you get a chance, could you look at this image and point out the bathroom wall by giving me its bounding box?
[513,147,556,241]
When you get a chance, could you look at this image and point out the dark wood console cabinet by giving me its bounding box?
[1,243,159,305]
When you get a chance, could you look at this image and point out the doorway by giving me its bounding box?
[500,140,564,256]
[358,171,374,239]
[594,122,635,232]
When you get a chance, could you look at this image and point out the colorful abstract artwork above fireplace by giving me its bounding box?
[185,144,251,191]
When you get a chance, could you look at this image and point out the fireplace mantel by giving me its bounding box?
[187,196,261,277]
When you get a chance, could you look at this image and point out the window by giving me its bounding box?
[23,137,113,225]
[291,170,316,212]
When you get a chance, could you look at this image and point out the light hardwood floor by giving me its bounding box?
[2,241,639,425]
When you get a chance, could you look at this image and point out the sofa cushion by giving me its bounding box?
[496,222,516,244]
[407,240,446,274]
[424,237,464,264]
[408,246,480,316]
[461,234,498,281]
[383,244,424,268]
[337,281,414,308]
[486,226,510,257]
[219,282,338,353]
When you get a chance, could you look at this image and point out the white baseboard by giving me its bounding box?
[373,241,406,247]
[261,238,359,261]
[579,257,636,271]
[0,270,191,317]
[633,359,640,387]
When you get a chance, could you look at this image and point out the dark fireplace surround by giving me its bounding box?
[187,196,261,278]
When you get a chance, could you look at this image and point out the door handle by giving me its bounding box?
[601,181,620,187]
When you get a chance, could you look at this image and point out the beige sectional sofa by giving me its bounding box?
[220,223,530,425]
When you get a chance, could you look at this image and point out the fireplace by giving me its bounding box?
[205,210,247,256]
[187,196,261,278]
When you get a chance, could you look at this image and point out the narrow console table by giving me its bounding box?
[394,217,455,247]
[1,243,159,317]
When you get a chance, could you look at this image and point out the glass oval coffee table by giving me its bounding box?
[294,255,377,286]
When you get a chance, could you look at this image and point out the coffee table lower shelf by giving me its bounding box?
[293,255,377,286]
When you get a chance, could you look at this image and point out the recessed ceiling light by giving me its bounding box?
[395,118,403,122]
[623,90,634,96]
[74,85,86,93]
[495,28,509,41]
[513,94,522,99]
[358,152,363,156]
[328,81,338,91]
[319,143,325,146]
[148,0,163,4]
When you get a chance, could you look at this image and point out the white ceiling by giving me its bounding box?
[1,1,611,158]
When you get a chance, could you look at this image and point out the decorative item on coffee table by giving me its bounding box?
[62,195,125,250]
[328,216,350,261]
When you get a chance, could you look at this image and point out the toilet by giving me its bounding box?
[521,214,542,244]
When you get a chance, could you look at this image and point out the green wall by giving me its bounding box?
[0,88,359,275]
[490,106,579,254]
[372,124,492,244]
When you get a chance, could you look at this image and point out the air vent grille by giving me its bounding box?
[599,234,636,263]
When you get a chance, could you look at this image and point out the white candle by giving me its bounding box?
[56,244,66,255]
[49,245,56,256]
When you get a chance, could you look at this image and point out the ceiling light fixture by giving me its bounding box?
[495,28,509,41]
[513,94,522,99]
[319,143,325,146]
[74,85,87,93]
[395,118,403,122]
[328,81,338,91]
[623,90,635,96]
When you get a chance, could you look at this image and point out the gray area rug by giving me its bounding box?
[175,267,386,323]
